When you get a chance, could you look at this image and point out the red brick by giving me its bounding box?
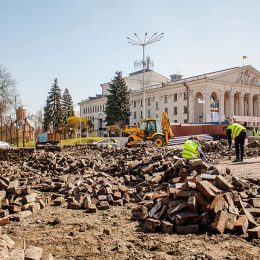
[87,204,97,213]
[148,201,162,218]
[225,213,237,231]
[195,192,210,212]
[234,215,248,234]
[144,218,161,232]
[197,181,216,201]
[100,201,110,210]
[187,196,197,212]
[167,202,188,217]
[212,210,228,234]
[223,192,239,215]
[131,206,148,220]
[199,212,211,228]
[176,224,199,234]
[176,212,199,226]
[0,216,9,226]
[247,226,260,239]
[241,208,258,228]
[7,180,19,194]
[209,194,225,214]
[246,208,260,218]
[161,220,173,234]
[215,175,233,191]
[250,198,260,208]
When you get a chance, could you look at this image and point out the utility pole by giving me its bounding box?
[127,32,164,119]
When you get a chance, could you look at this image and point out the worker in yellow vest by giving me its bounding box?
[253,127,259,136]
[182,137,208,162]
[224,123,246,162]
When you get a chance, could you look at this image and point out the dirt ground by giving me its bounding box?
[2,157,260,260]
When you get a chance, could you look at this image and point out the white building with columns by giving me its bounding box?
[79,65,260,135]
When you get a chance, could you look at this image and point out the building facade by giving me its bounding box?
[79,65,260,135]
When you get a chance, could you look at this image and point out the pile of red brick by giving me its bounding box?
[201,139,260,159]
[131,158,260,239]
[0,177,45,226]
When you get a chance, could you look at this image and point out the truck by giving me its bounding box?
[36,132,61,151]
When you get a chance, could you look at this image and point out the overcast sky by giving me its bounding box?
[1,0,260,113]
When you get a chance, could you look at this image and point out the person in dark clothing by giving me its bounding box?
[224,123,246,162]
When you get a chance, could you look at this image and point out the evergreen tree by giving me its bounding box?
[105,71,131,125]
[61,88,75,123]
[43,78,63,131]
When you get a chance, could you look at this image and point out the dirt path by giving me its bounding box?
[3,204,260,259]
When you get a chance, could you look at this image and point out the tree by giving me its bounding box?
[61,88,75,123]
[63,116,92,138]
[43,78,63,131]
[105,71,131,125]
[32,109,43,134]
[0,65,16,140]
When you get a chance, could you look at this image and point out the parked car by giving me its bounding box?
[0,141,10,148]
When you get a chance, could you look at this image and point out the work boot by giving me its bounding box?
[232,158,240,162]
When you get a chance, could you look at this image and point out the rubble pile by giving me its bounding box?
[0,147,181,214]
[201,139,260,159]
[0,144,259,240]
[131,158,260,238]
[0,175,45,227]
[0,147,34,161]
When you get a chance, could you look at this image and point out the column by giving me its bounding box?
[239,94,244,116]
[188,91,193,123]
[219,91,225,122]
[230,93,235,116]
[203,91,211,122]
[248,93,253,116]
[257,94,260,118]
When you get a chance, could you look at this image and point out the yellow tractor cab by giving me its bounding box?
[124,112,173,147]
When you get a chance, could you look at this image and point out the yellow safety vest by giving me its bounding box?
[227,123,246,139]
[253,129,259,136]
[182,140,200,159]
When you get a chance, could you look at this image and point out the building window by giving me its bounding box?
[174,120,178,123]
[164,96,168,103]
[140,110,143,118]
[156,102,159,110]
[83,108,85,114]
[184,119,188,123]
[174,107,177,115]
[140,99,143,107]
[148,110,151,117]
[103,105,105,111]
[164,108,168,113]
[100,105,102,111]
[174,93,177,102]
[148,98,151,106]
[184,92,188,100]
[184,105,188,114]
[134,111,136,119]
[134,101,136,108]
[97,106,99,112]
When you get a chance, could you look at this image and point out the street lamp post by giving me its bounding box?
[127,32,164,119]
[79,104,82,144]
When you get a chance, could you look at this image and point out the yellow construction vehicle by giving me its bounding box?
[124,112,173,147]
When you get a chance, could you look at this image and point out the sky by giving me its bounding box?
[1,0,260,114]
